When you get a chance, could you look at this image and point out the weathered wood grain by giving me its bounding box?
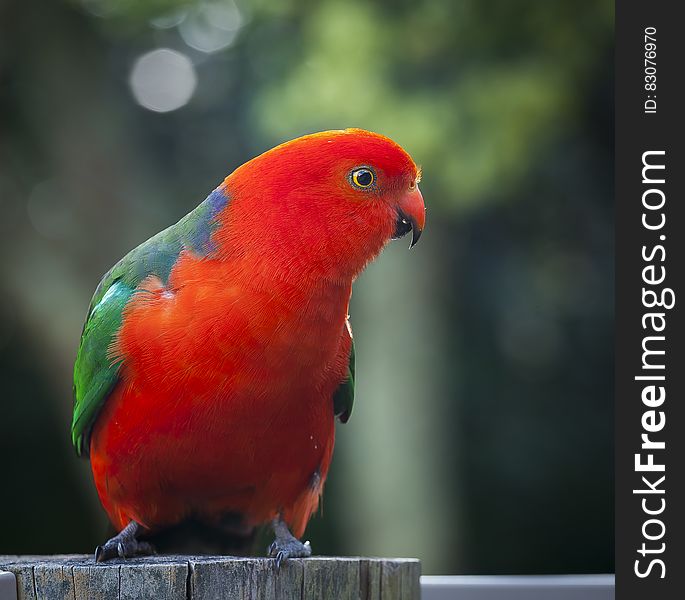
[72,563,119,600]
[360,559,382,600]
[302,557,359,599]
[0,555,420,600]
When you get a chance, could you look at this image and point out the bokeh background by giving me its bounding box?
[0,0,613,575]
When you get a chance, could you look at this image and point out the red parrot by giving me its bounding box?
[71,128,425,562]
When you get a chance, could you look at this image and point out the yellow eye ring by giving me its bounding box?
[350,168,375,189]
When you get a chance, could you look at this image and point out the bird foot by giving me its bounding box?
[268,538,311,568]
[267,516,312,568]
[95,521,156,562]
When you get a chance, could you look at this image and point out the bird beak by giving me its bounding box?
[393,186,426,248]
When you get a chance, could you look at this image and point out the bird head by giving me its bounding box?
[219,128,425,280]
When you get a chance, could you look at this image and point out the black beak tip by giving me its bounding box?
[393,211,422,248]
[409,226,422,249]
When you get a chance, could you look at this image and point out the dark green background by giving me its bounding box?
[0,0,613,574]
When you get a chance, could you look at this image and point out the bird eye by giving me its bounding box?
[350,168,375,189]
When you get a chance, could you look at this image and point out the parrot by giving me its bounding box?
[71,128,425,563]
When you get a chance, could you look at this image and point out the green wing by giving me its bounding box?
[71,189,228,456]
[333,337,355,423]
[71,280,133,455]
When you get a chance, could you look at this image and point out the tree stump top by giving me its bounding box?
[0,555,420,600]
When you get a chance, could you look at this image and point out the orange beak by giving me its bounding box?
[393,186,426,248]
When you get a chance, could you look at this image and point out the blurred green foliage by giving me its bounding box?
[0,0,613,574]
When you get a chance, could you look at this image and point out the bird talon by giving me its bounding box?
[94,521,154,562]
[95,539,120,563]
[268,532,313,567]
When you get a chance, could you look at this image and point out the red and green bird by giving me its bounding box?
[71,128,425,563]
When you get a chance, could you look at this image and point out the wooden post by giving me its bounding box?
[0,555,420,600]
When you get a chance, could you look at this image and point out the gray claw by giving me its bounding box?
[94,520,154,562]
[268,538,312,568]
[95,542,117,563]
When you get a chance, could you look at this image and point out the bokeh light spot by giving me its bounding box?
[129,49,197,113]
[178,0,243,54]
[149,8,189,30]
